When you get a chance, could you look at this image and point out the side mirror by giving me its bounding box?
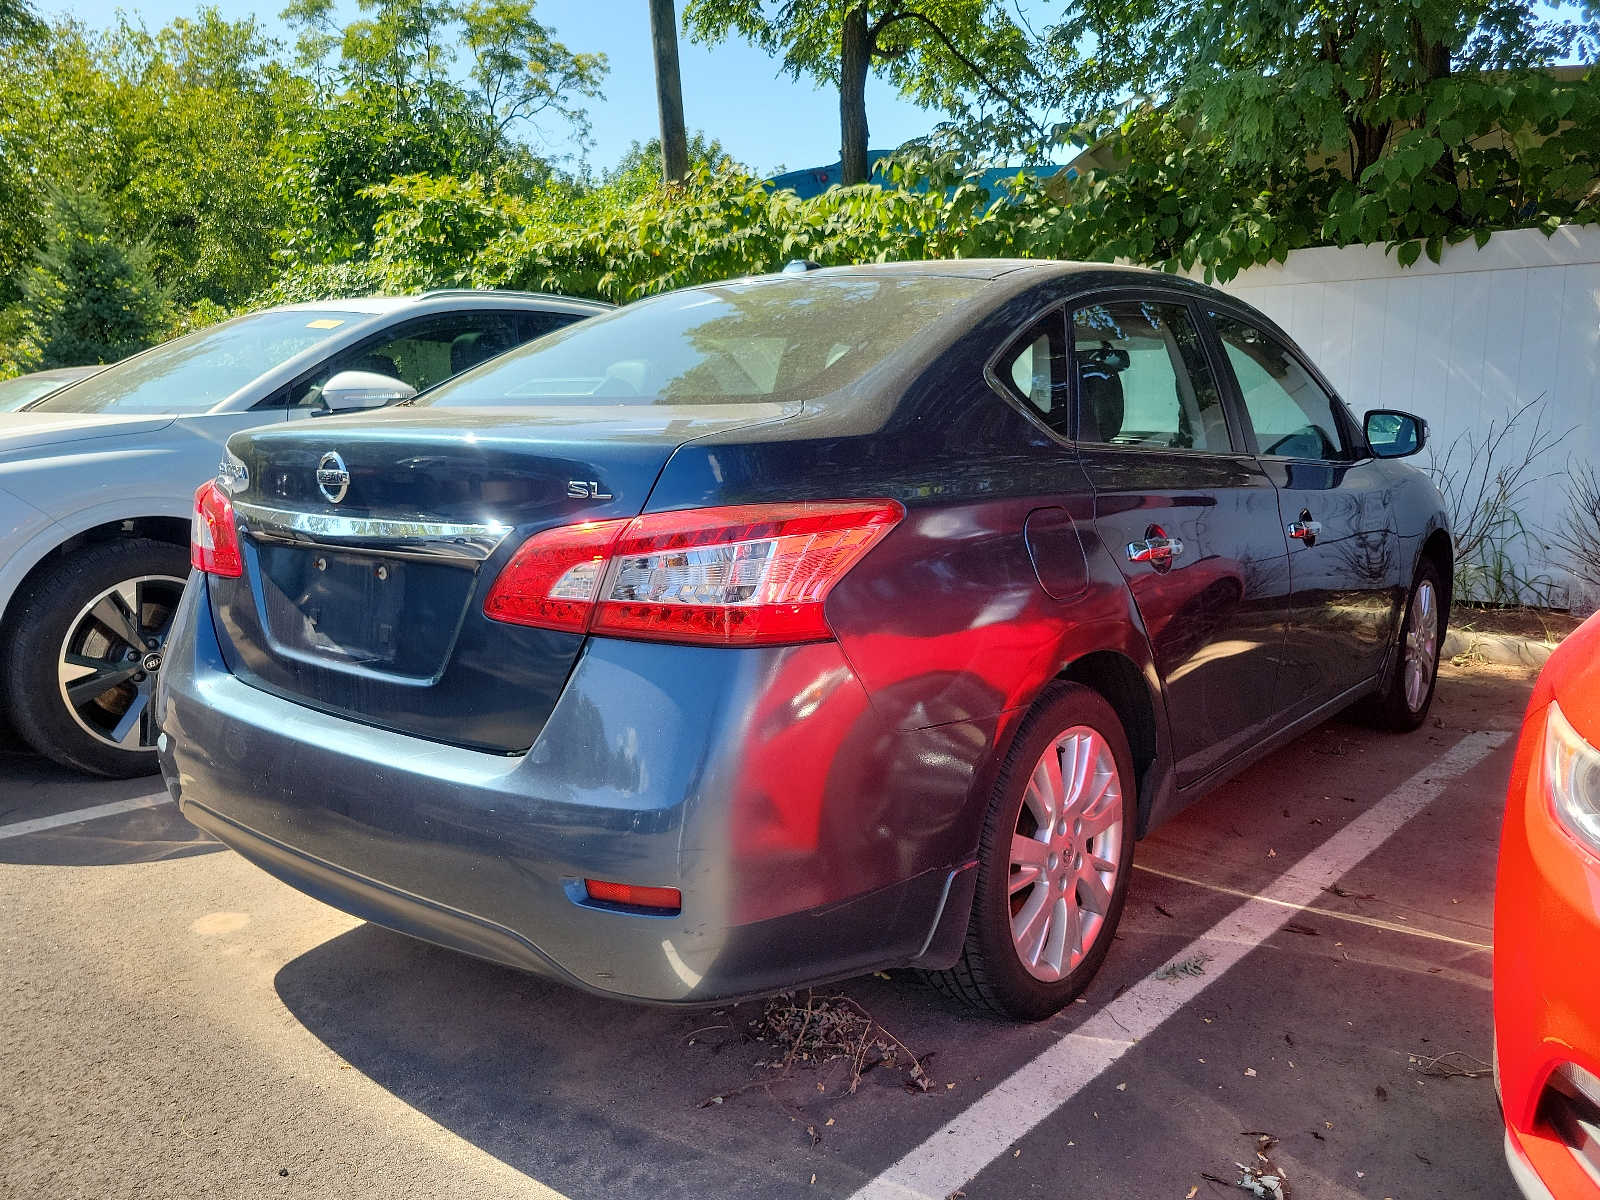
[1364,409,1427,458]
[317,370,416,414]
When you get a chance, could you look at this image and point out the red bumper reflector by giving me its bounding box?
[583,879,682,912]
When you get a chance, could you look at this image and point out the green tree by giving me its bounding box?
[1029,0,1600,270]
[16,189,168,369]
[604,132,733,196]
[1041,0,1596,181]
[280,0,604,260]
[0,11,297,313]
[461,0,606,149]
[0,0,40,42]
[683,1,1040,184]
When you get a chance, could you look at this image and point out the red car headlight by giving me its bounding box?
[1545,699,1600,855]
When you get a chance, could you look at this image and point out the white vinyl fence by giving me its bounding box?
[1207,224,1600,608]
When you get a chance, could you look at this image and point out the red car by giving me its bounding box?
[1496,610,1600,1197]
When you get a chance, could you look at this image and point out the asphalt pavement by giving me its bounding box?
[0,663,1529,1200]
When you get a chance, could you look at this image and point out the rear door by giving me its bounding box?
[1205,309,1403,712]
[1072,294,1293,785]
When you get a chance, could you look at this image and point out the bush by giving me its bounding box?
[10,188,168,369]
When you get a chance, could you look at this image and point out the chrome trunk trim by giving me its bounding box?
[234,501,512,563]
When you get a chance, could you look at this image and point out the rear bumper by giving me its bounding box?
[156,578,983,1004]
[1494,703,1600,1198]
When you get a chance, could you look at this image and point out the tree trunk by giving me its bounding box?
[648,0,689,182]
[839,4,871,185]
[1350,118,1391,180]
[1413,26,1462,218]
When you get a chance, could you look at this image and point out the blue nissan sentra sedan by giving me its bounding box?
[156,261,1449,1019]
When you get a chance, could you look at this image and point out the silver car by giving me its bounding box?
[0,365,104,411]
[0,289,607,776]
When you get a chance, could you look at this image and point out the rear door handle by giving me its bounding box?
[1127,535,1184,565]
[1287,519,1322,543]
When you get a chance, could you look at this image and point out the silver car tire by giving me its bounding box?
[1365,558,1446,733]
[930,682,1137,1020]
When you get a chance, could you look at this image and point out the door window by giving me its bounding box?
[1211,314,1349,461]
[1071,301,1230,451]
[996,312,1070,437]
[281,311,545,410]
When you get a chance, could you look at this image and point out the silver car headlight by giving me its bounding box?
[1545,699,1600,854]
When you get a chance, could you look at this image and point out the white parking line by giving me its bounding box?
[1133,862,1494,951]
[851,729,1512,1200]
[0,793,171,840]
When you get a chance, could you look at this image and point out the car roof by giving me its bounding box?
[266,290,612,318]
[728,258,1199,283]
[702,259,1236,309]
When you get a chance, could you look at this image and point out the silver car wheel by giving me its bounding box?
[1402,578,1439,713]
[1008,725,1124,983]
[56,574,184,751]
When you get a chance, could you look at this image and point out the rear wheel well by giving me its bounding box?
[1056,651,1159,816]
[2,517,190,633]
[1420,529,1453,615]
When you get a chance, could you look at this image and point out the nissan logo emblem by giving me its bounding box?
[316,450,350,504]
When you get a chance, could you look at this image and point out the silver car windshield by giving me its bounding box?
[416,275,988,407]
[0,375,75,411]
[29,309,365,414]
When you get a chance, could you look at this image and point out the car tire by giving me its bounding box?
[3,538,189,778]
[929,682,1137,1020]
[1363,559,1446,733]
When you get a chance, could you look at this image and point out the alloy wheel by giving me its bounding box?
[56,574,185,751]
[1008,725,1125,982]
[1402,578,1439,713]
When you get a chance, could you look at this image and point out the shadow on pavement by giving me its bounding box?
[271,922,1050,1200]
[0,744,221,868]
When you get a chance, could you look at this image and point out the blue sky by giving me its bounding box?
[63,1,1022,176]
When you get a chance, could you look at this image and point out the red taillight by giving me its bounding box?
[191,481,243,578]
[482,518,629,632]
[583,879,682,912]
[484,500,902,646]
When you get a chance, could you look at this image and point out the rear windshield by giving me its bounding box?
[415,275,987,407]
[30,308,364,414]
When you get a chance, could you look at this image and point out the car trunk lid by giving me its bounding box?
[207,403,788,752]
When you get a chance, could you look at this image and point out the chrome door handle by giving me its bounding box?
[1287,519,1322,542]
[1127,535,1184,565]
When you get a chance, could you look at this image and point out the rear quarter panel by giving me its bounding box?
[644,305,1169,889]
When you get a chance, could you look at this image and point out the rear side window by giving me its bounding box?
[996,312,1070,436]
[1071,300,1230,452]
[1211,314,1349,461]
